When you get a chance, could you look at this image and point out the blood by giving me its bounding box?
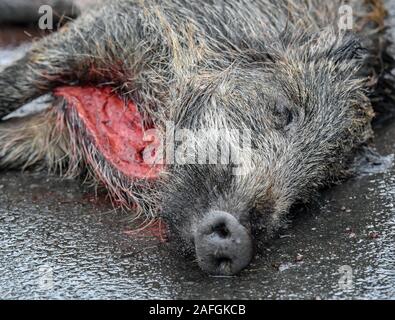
[124,219,169,243]
[54,86,161,180]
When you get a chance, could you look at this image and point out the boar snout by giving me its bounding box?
[194,211,253,276]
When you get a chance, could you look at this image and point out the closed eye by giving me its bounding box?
[285,108,294,126]
[273,100,295,130]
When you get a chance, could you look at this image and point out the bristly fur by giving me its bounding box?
[0,0,394,255]
[0,106,68,172]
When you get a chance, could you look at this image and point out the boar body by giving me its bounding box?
[0,0,394,275]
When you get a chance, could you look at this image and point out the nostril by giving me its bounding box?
[216,257,233,274]
[212,222,230,238]
[217,257,232,265]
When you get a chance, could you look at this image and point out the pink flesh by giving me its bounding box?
[54,86,161,180]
